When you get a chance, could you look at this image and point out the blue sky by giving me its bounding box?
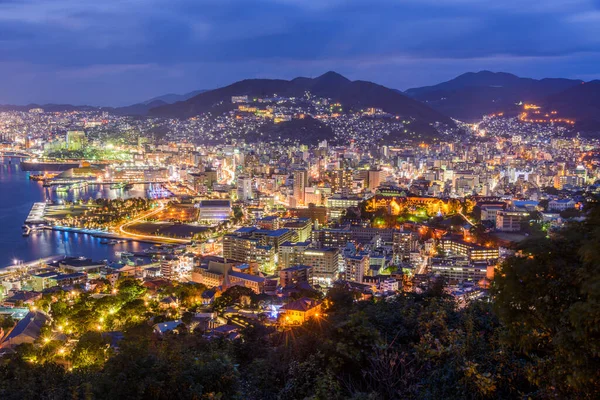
[1,0,599,105]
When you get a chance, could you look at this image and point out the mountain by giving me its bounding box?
[405,71,583,121]
[141,90,208,105]
[109,90,210,116]
[544,80,600,132]
[112,100,168,116]
[150,71,453,130]
[0,103,98,112]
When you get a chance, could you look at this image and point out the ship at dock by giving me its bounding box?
[20,160,81,172]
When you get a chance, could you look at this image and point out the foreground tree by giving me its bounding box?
[494,205,600,398]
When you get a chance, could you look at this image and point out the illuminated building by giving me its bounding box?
[281,218,313,242]
[440,238,499,262]
[280,297,322,325]
[548,199,576,212]
[293,169,308,206]
[495,210,529,232]
[368,169,384,192]
[300,248,342,287]
[231,95,248,103]
[304,187,323,205]
[326,194,362,209]
[278,241,310,270]
[279,265,313,287]
[331,169,353,194]
[344,253,369,283]
[222,235,275,271]
[431,257,490,283]
[237,175,253,201]
[66,130,86,151]
[198,200,232,224]
[392,232,417,264]
[311,228,351,248]
[192,261,265,294]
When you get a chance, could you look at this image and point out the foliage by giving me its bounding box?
[493,206,600,398]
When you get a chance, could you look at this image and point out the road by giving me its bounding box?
[458,211,476,227]
[116,202,191,244]
[219,162,235,185]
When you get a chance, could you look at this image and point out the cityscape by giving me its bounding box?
[1,1,600,399]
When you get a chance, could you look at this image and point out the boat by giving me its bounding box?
[55,185,70,193]
[120,252,134,258]
[29,173,58,181]
[71,181,89,190]
[22,225,31,237]
[107,240,119,245]
[110,182,127,190]
[100,239,110,244]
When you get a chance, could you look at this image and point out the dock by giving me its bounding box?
[24,202,48,226]
[51,225,190,245]
[1,255,65,273]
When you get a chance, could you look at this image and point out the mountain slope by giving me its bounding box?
[150,71,453,127]
[543,81,600,132]
[406,71,583,121]
[141,89,208,105]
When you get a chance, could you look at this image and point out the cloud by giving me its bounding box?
[0,0,599,104]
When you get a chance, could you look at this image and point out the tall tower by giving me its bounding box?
[293,169,308,206]
[237,176,253,201]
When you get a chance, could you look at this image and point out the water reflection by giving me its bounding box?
[0,157,151,268]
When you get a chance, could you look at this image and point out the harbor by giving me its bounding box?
[0,157,154,268]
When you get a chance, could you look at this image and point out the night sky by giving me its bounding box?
[1,0,599,106]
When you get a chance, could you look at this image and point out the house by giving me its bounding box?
[0,311,50,351]
[209,324,239,339]
[1,291,42,307]
[201,289,218,305]
[548,199,576,212]
[153,320,183,335]
[159,296,179,309]
[280,297,322,325]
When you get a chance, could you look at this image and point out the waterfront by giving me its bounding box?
[0,157,152,268]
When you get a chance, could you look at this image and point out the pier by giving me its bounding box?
[51,225,190,245]
[24,202,48,226]
[0,255,65,273]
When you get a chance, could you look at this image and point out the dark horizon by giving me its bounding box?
[1,69,597,108]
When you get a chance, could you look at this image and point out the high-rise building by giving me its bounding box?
[293,169,308,206]
[300,248,342,287]
[237,176,253,201]
[344,253,369,283]
[279,265,313,287]
[331,169,353,194]
[66,130,86,151]
[368,169,384,192]
[392,232,416,264]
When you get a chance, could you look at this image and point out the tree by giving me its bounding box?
[71,331,110,370]
[116,278,146,303]
[0,315,15,331]
[493,205,600,397]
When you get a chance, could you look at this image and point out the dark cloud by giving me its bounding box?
[0,0,598,104]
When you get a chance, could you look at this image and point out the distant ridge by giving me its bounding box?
[544,80,600,132]
[0,89,209,116]
[405,71,583,121]
[140,89,208,105]
[149,71,453,131]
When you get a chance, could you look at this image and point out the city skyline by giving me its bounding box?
[0,0,599,105]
